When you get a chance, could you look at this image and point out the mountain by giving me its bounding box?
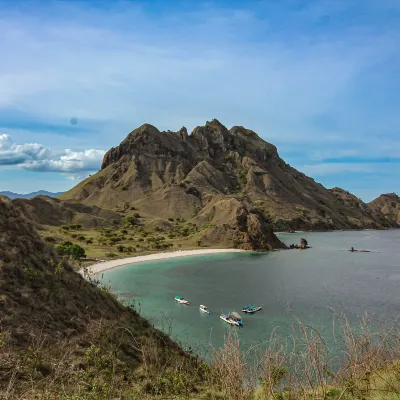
[368,193,400,226]
[60,119,394,238]
[0,190,63,199]
[0,196,197,397]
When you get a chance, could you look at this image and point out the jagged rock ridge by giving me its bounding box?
[60,119,396,248]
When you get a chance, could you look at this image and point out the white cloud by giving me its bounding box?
[0,134,104,174]
[21,148,105,173]
[0,133,50,165]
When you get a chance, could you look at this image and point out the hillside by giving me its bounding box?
[11,195,122,228]
[0,190,63,199]
[0,197,202,398]
[368,193,400,226]
[61,120,393,234]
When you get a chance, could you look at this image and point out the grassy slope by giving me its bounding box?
[0,197,206,399]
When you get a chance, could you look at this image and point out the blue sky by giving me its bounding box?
[0,0,399,201]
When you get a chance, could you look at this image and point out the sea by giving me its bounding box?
[100,230,400,359]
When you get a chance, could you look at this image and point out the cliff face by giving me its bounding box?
[60,120,394,244]
[368,193,400,226]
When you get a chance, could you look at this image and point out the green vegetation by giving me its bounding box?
[56,243,86,259]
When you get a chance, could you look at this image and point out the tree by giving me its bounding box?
[56,243,85,260]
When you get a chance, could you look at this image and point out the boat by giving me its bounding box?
[175,296,190,305]
[199,304,210,314]
[230,311,243,326]
[220,312,243,326]
[220,313,237,325]
[242,305,262,313]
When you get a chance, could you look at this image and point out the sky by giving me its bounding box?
[0,0,399,201]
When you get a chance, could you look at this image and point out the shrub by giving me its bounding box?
[168,217,174,221]
[116,245,125,252]
[105,252,117,258]
[133,212,140,218]
[86,239,93,244]
[44,236,56,243]
[77,235,86,241]
[124,215,137,226]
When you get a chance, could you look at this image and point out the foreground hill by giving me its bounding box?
[368,193,400,226]
[0,197,200,398]
[61,119,392,233]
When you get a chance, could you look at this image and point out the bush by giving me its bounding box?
[44,236,56,243]
[56,243,86,259]
[116,245,125,253]
[133,212,140,218]
[124,215,137,226]
[86,239,93,244]
[168,217,174,221]
[105,252,117,258]
[77,235,86,241]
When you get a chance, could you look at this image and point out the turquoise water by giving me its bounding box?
[100,230,400,357]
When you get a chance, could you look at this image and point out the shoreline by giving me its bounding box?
[80,248,245,275]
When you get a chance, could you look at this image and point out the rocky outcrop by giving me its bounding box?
[368,193,400,227]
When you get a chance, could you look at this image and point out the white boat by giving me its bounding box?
[220,312,243,326]
[242,305,262,313]
[199,304,210,314]
[220,313,237,325]
[175,296,190,305]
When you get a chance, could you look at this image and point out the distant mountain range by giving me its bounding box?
[0,190,63,199]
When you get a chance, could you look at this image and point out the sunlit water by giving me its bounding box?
[100,230,400,358]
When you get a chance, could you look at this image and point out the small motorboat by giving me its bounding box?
[220,312,243,326]
[199,304,210,314]
[220,313,237,325]
[242,305,262,314]
[175,296,190,305]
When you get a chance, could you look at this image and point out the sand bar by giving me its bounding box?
[81,249,245,275]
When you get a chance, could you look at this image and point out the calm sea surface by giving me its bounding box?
[100,230,400,357]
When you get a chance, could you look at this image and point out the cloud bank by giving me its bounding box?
[0,134,105,174]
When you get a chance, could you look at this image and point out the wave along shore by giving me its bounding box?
[81,249,245,275]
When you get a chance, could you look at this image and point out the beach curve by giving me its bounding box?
[81,249,245,275]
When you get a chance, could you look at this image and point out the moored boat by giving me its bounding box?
[199,304,210,314]
[175,296,190,305]
[220,312,243,326]
[242,305,262,313]
[220,313,237,325]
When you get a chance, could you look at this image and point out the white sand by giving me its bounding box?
[81,249,245,275]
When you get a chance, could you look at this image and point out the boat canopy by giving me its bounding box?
[231,312,242,320]
[175,296,183,299]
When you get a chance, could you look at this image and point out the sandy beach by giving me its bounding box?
[81,248,245,275]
